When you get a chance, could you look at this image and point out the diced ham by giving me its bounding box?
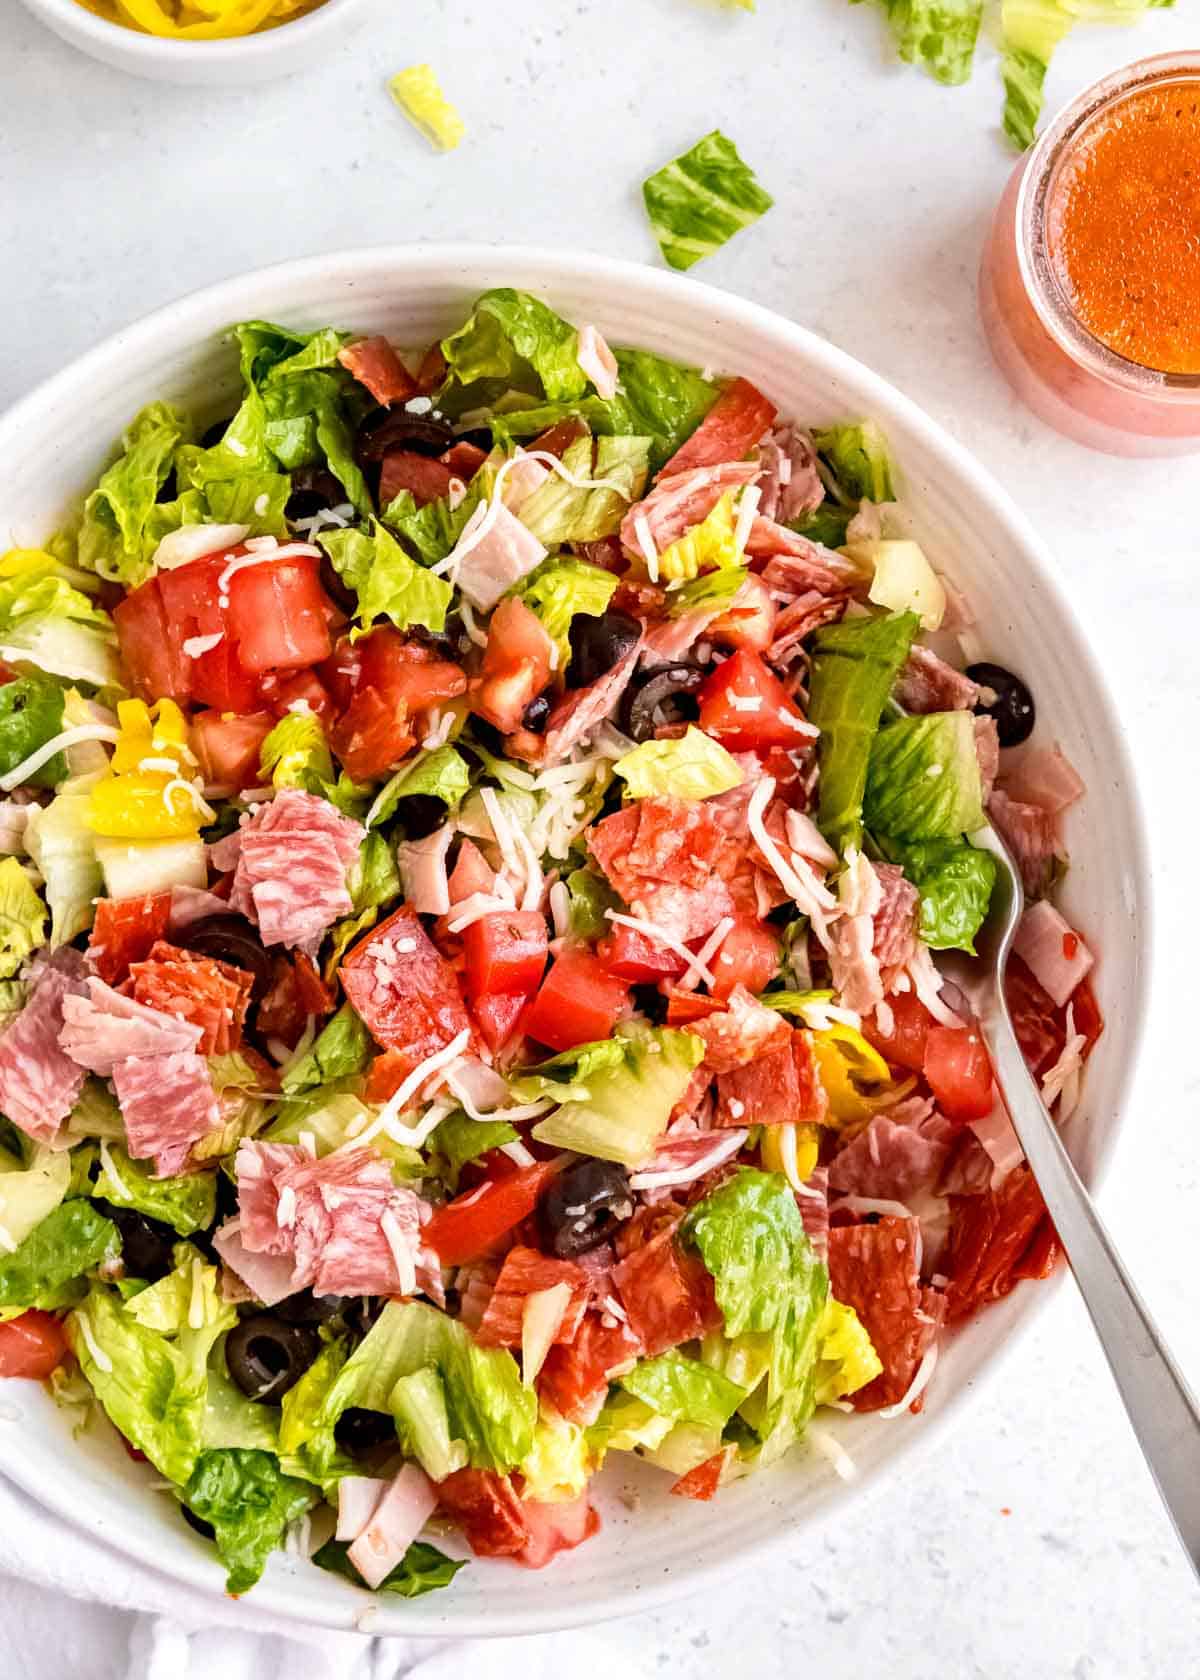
[753,527,860,589]
[714,1030,826,1128]
[987,790,1059,899]
[0,948,88,1146]
[826,1216,945,1412]
[872,862,919,975]
[222,790,363,953]
[168,884,232,932]
[641,604,728,664]
[1010,900,1094,1008]
[541,637,644,766]
[619,462,758,557]
[474,1247,590,1349]
[999,745,1085,815]
[338,336,417,406]
[968,1098,1025,1190]
[895,644,980,713]
[212,1218,297,1307]
[455,503,547,613]
[113,1050,220,1178]
[576,324,619,400]
[974,716,1000,803]
[756,425,824,524]
[336,1475,389,1543]
[60,978,203,1076]
[827,1103,958,1201]
[347,1465,437,1591]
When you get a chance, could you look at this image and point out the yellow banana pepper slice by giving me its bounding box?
[811,1023,895,1127]
[87,699,212,840]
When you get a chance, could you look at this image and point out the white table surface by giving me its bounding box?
[3,1,1200,1673]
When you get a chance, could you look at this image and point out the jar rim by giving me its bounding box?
[1016,51,1200,396]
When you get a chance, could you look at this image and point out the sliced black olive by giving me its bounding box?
[469,718,506,758]
[181,1506,216,1541]
[393,793,449,840]
[335,1407,396,1452]
[178,915,273,1005]
[454,425,493,452]
[93,1202,176,1282]
[200,417,232,450]
[631,983,669,1026]
[225,1315,320,1404]
[273,1290,352,1326]
[567,609,643,691]
[621,662,705,743]
[156,467,178,506]
[541,1159,635,1258]
[354,406,456,466]
[521,693,552,733]
[286,464,348,524]
[966,661,1036,749]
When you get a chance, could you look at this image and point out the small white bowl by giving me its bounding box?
[0,246,1153,1635]
[15,0,379,84]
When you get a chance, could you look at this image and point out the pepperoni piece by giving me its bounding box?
[436,1469,530,1558]
[943,1163,1061,1325]
[536,1312,645,1426]
[611,1221,721,1357]
[826,1216,944,1413]
[129,941,254,1056]
[473,1247,591,1350]
[89,892,172,985]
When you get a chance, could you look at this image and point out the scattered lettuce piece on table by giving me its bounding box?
[864,711,984,841]
[184,1448,313,1596]
[614,725,744,802]
[388,65,466,152]
[857,0,983,85]
[643,130,774,271]
[314,1537,466,1598]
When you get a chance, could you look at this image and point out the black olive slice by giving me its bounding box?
[335,1407,397,1452]
[521,694,552,734]
[354,407,456,467]
[286,464,349,523]
[273,1290,353,1326]
[540,1160,635,1258]
[93,1201,177,1282]
[178,915,273,1005]
[966,661,1036,748]
[567,609,643,690]
[620,662,705,742]
[225,1315,320,1404]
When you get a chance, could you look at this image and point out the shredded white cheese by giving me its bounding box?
[679,915,734,992]
[97,1138,130,1201]
[76,1314,113,1374]
[629,1129,746,1191]
[606,909,715,987]
[380,1208,417,1297]
[0,724,122,793]
[733,484,761,554]
[633,512,659,583]
[876,1341,939,1419]
[807,1425,857,1481]
[548,879,571,939]
[216,541,322,594]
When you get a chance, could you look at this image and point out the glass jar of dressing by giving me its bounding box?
[980,53,1200,456]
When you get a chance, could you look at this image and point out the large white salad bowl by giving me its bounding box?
[0,245,1151,1636]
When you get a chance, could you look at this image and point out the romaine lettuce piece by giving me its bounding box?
[891,835,996,951]
[0,857,46,979]
[666,564,747,616]
[204,472,291,536]
[531,1025,703,1165]
[125,1244,230,1335]
[860,538,946,630]
[620,1349,747,1430]
[259,712,335,793]
[426,1109,519,1190]
[266,1088,422,1180]
[66,1078,125,1142]
[517,436,650,546]
[366,744,471,831]
[807,611,919,854]
[858,0,983,87]
[382,482,486,568]
[201,1345,282,1454]
[76,403,188,587]
[656,490,744,582]
[184,1448,313,1596]
[0,1145,71,1250]
[864,711,984,841]
[0,674,68,789]
[519,1407,595,1503]
[812,419,895,503]
[997,0,1171,148]
[279,1002,372,1095]
[514,556,618,669]
[588,1391,675,1455]
[508,1038,627,1105]
[813,1299,882,1406]
[0,1200,118,1312]
[388,64,466,151]
[320,521,453,637]
[391,1366,469,1482]
[614,724,743,802]
[442,289,589,403]
[643,130,774,271]
[313,1537,466,1598]
[24,780,102,946]
[0,563,121,689]
[92,1144,216,1238]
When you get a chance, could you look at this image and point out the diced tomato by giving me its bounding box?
[709,915,780,1000]
[226,555,334,674]
[356,627,467,718]
[596,922,687,985]
[471,991,530,1055]
[258,667,334,726]
[611,1223,721,1356]
[671,1445,737,1501]
[523,951,630,1053]
[708,574,777,654]
[862,987,934,1074]
[537,1312,645,1425]
[923,1025,994,1123]
[337,336,417,406]
[330,688,414,782]
[530,417,591,459]
[474,1246,590,1348]
[158,558,260,711]
[436,1469,529,1558]
[697,650,813,752]
[363,1049,407,1104]
[470,598,555,735]
[89,891,172,985]
[447,839,495,905]
[114,578,191,704]
[1069,976,1104,1059]
[416,344,448,393]
[0,1310,69,1379]
[378,450,457,509]
[189,710,275,790]
[341,907,471,1067]
[423,1161,560,1267]
[944,1163,1061,1324]
[441,440,489,479]
[659,378,777,477]
[317,634,362,713]
[515,1494,599,1568]
[462,912,548,1000]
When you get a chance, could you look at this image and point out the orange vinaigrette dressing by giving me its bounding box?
[1047,81,1200,376]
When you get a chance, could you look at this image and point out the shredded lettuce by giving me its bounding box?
[442,289,589,403]
[426,1109,518,1190]
[517,436,650,546]
[813,420,895,503]
[0,857,46,979]
[532,1023,704,1165]
[388,64,466,151]
[620,1350,747,1430]
[513,556,618,670]
[643,130,774,271]
[24,780,102,947]
[864,711,984,841]
[519,1408,595,1504]
[259,712,334,791]
[383,481,486,568]
[509,1038,627,1106]
[889,835,996,952]
[0,674,69,790]
[391,1366,469,1482]
[320,521,452,637]
[807,611,919,854]
[657,490,744,582]
[314,1537,466,1598]
[614,724,743,802]
[184,1448,313,1596]
[92,1145,216,1238]
[366,744,471,831]
[0,1200,118,1313]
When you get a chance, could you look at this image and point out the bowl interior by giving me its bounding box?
[0,247,1151,1636]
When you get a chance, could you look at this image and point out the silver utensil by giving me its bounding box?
[971,821,1200,1578]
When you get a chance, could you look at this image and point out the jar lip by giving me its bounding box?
[1016,51,1200,395]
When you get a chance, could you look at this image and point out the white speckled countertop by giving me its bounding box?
[2,2,1200,1673]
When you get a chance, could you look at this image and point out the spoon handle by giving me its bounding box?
[989,1023,1200,1576]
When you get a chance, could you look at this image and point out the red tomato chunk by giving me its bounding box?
[523,951,630,1053]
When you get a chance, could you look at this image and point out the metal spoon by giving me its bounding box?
[969,820,1200,1577]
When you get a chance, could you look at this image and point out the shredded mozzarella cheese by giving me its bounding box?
[606,909,715,987]
[876,1342,939,1419]
[679,915,734,992]
[76,1314,113,1374]
[374,1028,472,1133]
[0,724,121,792]
[380,1209,417,1297]
[629,1129,746,1191]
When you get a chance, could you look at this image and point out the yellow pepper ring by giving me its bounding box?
[811,1024,895,1128]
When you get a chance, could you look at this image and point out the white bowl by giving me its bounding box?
[0,245,1152,1636]
[15,0,378,84]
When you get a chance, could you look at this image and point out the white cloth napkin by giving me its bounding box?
[0,1474,636,1680]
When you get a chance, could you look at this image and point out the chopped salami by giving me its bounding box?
[826,1216,944,1412]
[337,336,417,406]
[611,1219,721,1356]
[797,1166,830,1260]
[619,462,759,556]
[474,1247,591,1349]
[974,716,1000,803]
[129,941,254,1055]
[0,948,88,1146]
[715,1030,827,1128]
[257,951,335,1048]
[755,530,859,590]
[540,638,643,767]
[872,862,919,975]
[340,905,471,1070]
[943,1164,1061,1323]
[588,796,736,942]
[113,1050,220,1178]
[828,1104,958,1202]
[60,978,203,1076]
[671,1445,737,1501]
[987,789,1059,899]
[88,892,172,985]
[894,644,980,713]
[222,790,363,952]
[435,1469,529,1559]
[767,590,849,667]
[756,425,824,524]
[514,1493,599,1569]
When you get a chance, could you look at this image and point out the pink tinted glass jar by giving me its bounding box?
[980,52,1200,456]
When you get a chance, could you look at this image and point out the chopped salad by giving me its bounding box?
[0,290,1101,1599]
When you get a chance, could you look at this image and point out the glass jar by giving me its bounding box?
[980,52,1200,457]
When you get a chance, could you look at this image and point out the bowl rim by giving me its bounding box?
[0,242,1156,1636]
[17,0,368,63]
